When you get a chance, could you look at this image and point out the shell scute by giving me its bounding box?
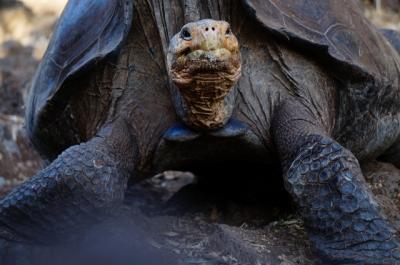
[26,0,133,151]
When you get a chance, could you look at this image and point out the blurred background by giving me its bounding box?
[0,0,398,194]
[0,0,67,195]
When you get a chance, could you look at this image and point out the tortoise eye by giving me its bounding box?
[226,27,232,36]
[180,28,192,40]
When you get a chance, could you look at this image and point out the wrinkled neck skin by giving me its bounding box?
[170,71,239,130]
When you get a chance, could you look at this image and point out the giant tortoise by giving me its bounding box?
[1,0,400,264]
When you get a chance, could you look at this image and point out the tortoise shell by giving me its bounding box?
[26,0,133,156]
[243,0,398,79]
[26,0,398,158]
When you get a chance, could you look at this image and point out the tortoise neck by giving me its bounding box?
[179,74,235,130]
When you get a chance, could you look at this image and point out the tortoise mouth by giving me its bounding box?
[170,48,241,87]
[182,48,234,61]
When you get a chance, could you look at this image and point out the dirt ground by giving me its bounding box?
[0,1,399,264]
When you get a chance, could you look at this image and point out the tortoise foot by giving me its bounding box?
[314,234,400,265]
[284,135,400,265]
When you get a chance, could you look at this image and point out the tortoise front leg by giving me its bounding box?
[272,100,400,265]
[0,118,137,242]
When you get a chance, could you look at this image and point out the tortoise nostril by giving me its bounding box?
[205,27,209,31]
[212,27,215,31]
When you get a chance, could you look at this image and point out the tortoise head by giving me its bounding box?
[168,19,242,131]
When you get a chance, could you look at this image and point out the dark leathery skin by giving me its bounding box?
[0,142,126,242]
[273,100,400,265]
[0,120,136,243]
[287,135,400,264]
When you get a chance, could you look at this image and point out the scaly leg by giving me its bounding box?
[0,119,180,265]
[0,119,142,265]
[272,100,400,265]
